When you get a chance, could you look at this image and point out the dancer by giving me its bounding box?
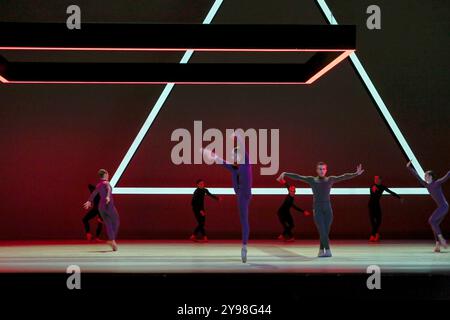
[368,176,403,242]
[276,178,311,242]
[190,179,221,242]
[82,184,103,241]
[278,162,364,257]
[83,169,120,251]
[202,132,252,263]
[407,161,449,252]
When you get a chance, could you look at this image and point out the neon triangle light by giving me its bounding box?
[110,0,428,196]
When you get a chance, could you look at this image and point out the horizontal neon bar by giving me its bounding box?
[0,47,354,52]
[112,187,429,195]
[1,80,310,85]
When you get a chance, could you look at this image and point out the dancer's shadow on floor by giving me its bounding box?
[255,246,316,264]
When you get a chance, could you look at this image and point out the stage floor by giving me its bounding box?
[0,240,448,274]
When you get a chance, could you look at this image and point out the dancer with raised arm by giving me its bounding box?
[202,133,252,263]
[83,169,120,251]
[190,179,221,242]
[368,176,403,242]
[278,162,364,257]
[276,178,311,242]
[407,161,449,252]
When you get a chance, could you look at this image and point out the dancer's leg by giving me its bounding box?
[193,209,203,237]
[95,216,102,238]
[368,205,377,237]
[428,204,448,238]
[323,203,333,250]
[82,209,98,234]
[100,208,119,242]
[285,213,294,239]
[110,207,120,240]
[313,207,326,250]
[429,203,449,247]
[238,194,251,245]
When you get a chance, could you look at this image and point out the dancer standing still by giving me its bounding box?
[83,169,120,251]
[278,162,364,257]
[202,133,252,263]
[276,178,311,242]
[82,184,103,241]
[368,176,403,242]
[190,179,221,242]
[407,161,449,252]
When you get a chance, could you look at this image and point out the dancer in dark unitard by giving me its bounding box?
[202,132,252,263]
[407,161,450,252]
[190,179,221,242]
[278,162,364,257]
[83,169,120,251]
[368,176,403,242]
[276,178,311,241]
[82,184,103,241]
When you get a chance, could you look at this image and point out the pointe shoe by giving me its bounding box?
[189,234,198,242]
[369,235,375,242]
[284,237,295,242]
[86,233,92,241]
[198,236,208,243]
[437,235,448,249]
[434,242,441,253]
[277,234,285,241]
[374,233,380,242]
[107,240,118,251]
[241,247,248,263]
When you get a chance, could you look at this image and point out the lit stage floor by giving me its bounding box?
[0,240,449,274]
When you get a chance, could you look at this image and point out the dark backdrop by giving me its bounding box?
[0,0,449,239]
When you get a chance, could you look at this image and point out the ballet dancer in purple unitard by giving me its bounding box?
[83,169,120,251]
[407,161,449,252]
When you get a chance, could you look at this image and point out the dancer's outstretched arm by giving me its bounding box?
[436,171,450,184]
[205,188,220,201]
[83,186,99,209]
[201,148,234,171]
[330,164,364,183]
[384,186,401,199]
[406,161,427,187]
[278,172,314,184]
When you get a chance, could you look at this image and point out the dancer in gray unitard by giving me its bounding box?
[407,161,450,252]
[278,162,364,257]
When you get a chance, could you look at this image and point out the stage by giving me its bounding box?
[1,240,448,274]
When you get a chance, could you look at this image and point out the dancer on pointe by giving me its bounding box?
[278,162,364,257]
[368,176,403,242]
[83,169,120,251]
[82,184,103,241]
[276,178,311,242]
[202,132,252,263]
[190,179,221,242]
[407,161,449,252]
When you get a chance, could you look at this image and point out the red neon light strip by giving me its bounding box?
[0,47,353,53]
[2,80,309,85]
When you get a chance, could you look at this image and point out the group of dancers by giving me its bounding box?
[82,134,449,262]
